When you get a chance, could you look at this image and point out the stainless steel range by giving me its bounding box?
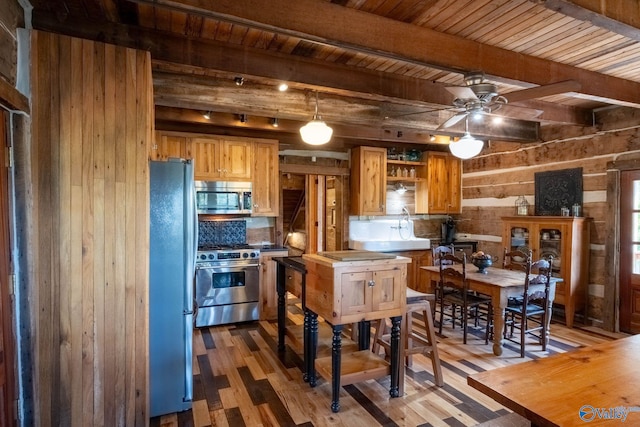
[194,244,261,327]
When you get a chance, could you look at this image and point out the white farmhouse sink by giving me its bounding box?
[348,219,431,252]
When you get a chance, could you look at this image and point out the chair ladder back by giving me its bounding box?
[503,248,532,272]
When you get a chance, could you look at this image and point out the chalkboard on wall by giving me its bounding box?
[534,168,583,215]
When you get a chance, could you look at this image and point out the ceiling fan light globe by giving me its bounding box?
[300,118,333,145]
[449,132,484,159]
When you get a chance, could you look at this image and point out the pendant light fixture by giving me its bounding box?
[449,116,484,159]
[300,91,333,145]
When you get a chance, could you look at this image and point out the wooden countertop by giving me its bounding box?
[467,334,640,426]
[303,251,411,267]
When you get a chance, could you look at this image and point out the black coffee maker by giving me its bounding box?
[441,216,456,244]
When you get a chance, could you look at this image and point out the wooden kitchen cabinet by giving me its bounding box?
[151,131,190,160]
[190,137,252,181]
[387,250,432,293]
[350,146,387,216]
[502,216,591,328]
[416,152,461,214]
[252,140,280,216]
[259,249,289,320]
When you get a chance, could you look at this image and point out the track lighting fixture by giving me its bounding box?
[278,83,288,92]
[300,91,333,146]
[271,118,279,128]
[234,76,244,86]
[202,111,211,120]
[239,114,248,123]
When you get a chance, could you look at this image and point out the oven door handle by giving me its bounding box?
[195,263,261,271]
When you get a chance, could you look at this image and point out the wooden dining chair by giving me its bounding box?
[431,244,456,319]
[504,256,553,357]
[437,252,492,344]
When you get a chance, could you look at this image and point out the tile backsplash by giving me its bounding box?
[198,220,246,246]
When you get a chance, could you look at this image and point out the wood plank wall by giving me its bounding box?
[30,30,152,426]
[459,125,640,329]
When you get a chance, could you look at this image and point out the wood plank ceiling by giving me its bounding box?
[29,0,640,149]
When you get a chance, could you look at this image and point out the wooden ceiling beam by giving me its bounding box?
[537,0,640,40]
[132,0,640,107]
[32,9,592,127]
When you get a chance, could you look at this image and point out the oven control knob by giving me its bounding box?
[199,254,207,260]
[250,252,256,258]
[208,254,215,260]
[242,253,249,258]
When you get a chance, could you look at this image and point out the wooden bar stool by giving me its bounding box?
[372,288,444,394]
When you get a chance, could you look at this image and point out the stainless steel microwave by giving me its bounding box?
[195,181,252,215]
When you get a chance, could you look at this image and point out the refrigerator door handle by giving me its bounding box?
[184,159,197,313]
[183,312,194,403]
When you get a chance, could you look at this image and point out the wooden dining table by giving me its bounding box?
[467,334,640,426]
[421,264,558,356]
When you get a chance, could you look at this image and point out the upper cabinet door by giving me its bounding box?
[252,141,279,216]
[151,132,190,161]
[221,139,252,180]
[416,152,462,214]
[350,146,387,216]
[190,137,220,180]
[190,137,252,181]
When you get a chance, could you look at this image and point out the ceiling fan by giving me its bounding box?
[437,71,512,130]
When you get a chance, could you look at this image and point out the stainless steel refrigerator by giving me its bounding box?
[149,159,197,417]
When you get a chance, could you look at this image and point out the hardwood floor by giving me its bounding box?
[150,305,612,427]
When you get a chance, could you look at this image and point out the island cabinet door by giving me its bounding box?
[371,269,404,312]
[340,271,372,317]
[339,269,404,318]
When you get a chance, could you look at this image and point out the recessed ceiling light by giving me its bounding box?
[492,116,503,124]
[278,83,288,92]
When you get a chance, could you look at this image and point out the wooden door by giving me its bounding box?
[620,170,640,333]
[0,110,16,427]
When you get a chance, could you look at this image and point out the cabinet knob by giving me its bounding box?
[368,280,375,287]
[254,204,259,208]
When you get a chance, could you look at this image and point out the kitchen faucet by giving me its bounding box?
[402,206,410,222]
[397,206,411,240]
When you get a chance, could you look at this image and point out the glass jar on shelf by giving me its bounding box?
[409,167,416,178]
[389,166,396,177]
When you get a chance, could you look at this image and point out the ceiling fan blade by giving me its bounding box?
[438,112,467,129]
[445,86,478,100]
[385,105,455,119]
[495,104,543,120]
[504,80,582,103]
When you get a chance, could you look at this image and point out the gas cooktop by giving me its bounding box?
[198,244,254,251]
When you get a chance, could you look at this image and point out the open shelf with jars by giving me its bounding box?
[386,159,426,183]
